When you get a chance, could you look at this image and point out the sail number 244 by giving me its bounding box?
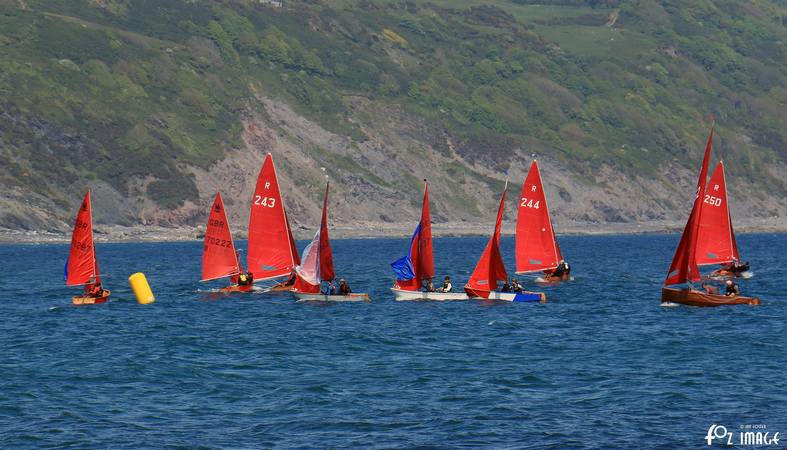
[254,196,276,208]
[520,197,540,209]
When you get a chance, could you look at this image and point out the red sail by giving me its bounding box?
[201,192,240,282]
[66,191,98,286]
[247,153,298,280]
[318,182,335,282]
[695,161,739,266]
[292,229,322,294]
[665,126,713,285]
[515,160,561,273]
[467,187,508,292]
[418,181,435,280]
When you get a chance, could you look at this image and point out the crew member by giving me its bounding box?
[438,276,452,293]
[725,280,740,296]
[338,279,351,295]
[511,278,523,293]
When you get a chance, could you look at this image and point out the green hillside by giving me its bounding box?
[0,0,785,227]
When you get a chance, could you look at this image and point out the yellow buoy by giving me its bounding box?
[128,272,155,304]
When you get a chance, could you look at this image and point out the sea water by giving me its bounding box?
[0,234,784,448]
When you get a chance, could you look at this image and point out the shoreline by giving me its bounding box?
[1,217,785,244]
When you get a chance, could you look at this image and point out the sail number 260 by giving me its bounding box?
[254,196,276,208]
[520,197,540,209]
[703,194,722,207]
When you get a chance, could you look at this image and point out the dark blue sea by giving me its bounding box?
[0,233,785,448]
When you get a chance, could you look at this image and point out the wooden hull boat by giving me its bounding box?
[661,287,759,307]
[269,278,296,292]
[538,272,571,283]
[293,292,370,302]
[391,287,468,301]
[465,287,546,303]
[72,290,110,305]
[708,268,747,279]
[219,284,254,293]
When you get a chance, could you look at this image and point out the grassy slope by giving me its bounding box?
[0,0,784,221]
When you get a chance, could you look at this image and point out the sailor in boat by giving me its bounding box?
[553,260,570,278]
[501,279,512,292]
[725,280,741,296]
[717,260,749,277]
[511,278,523,293]
[85,281,106,298]
[437,276,453,293]
[338,279,352,295]
[425,279,436,292]
[322,280,336,295]
[236,271,254,287]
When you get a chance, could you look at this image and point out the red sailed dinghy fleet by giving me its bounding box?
[661,126,759,307]
[64,139,762,307]
[391,181,468,301]
[66,191,110,305]
[291,182,369,302]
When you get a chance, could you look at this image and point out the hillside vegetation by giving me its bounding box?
[0,0,785,230]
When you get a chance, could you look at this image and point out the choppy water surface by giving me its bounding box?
[0,234,785,448]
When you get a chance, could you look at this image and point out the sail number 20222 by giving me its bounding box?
[254,196,276,208]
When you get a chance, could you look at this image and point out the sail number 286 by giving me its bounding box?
[703,194,722,207]
[254,196,276,208]
[520,197,540,209]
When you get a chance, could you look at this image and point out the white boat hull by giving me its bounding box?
[391,287,469,301]
[293,292,370,302]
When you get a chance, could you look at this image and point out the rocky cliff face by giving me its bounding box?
[3,93,783,237]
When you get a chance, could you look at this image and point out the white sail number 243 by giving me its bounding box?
[703,194,722,207]
[520,197,540,209]
[254,196,276,208]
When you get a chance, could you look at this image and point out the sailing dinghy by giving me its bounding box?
[661,126,759,307]
[66,191,110,305]
[246,153,300,289]
[464,184,546,303]
[515,160,570,283]
[696,161,748,279]
[291,182,369,302]
[391,181,468,301]
[201,192,250,292]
